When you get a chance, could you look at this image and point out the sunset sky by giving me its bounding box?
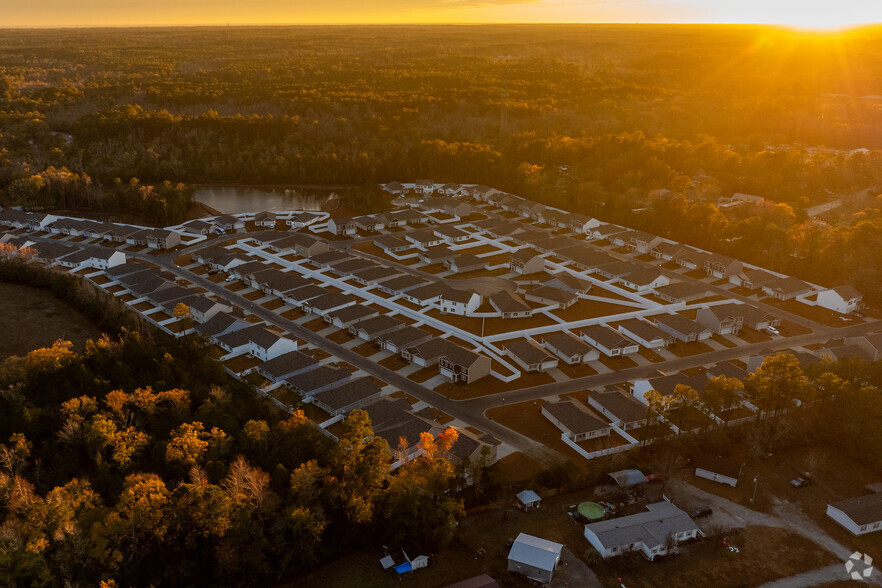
[4,0,882,29]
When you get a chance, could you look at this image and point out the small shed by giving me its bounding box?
[695,455,742,488]
[516,489,542,511]
[607,469,647,488]
[507,533,563,583]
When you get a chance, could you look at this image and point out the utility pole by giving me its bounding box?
[751,476,758,504]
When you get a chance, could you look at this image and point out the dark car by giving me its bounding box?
[646,473,664,483]
[690,506,713,519]
[791,474,813,488]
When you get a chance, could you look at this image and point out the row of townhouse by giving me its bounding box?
[1,237,128,271]
[0,209,183,249]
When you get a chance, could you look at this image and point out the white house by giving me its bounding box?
[578,325,639,357]
[826,494,882,535]
[816,286,863,315]
[584,501,701,561]
[539,331,599,365]
[502,340,559,373]
[541,400,610,442]
[507,533,563,584]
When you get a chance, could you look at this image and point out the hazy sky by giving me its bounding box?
[3,0,881,28]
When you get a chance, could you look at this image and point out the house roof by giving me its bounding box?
[352,315,404,337]
[766,276,811,295]
[312,377,382,412]
[285,365,350,393]
[545,271,591,292]
[420,245,456,262]
[440,345,485,369]
[622,266,664,287]
[508,533,562,573]
[510,247,541,264]
[406,338,462,362]
[705,361,748,381]
[526,285,578,305]
[378,326,432,348]
[326,304,378,325]
[504,339,556,366]
[381,274,428,293]
[579,325,635,350]
[589,390,647,423]
[696,455,742,480]
[540,331,594,357]
[489,290,532,314]
[584,501,699,551]
[543,400,608,435]
[283,284,326,302]
[653,313,709,337]
[448,253,484,269]
[654,282,707,301]
[306,292,357,311]
[310,250,350,266]
[831,285,862,301]
[645,373,708,396]
[617,319,669,343]
[375,235,410,250]
[442,288,479,304]
[351,266,400,283]
[405,282,448,302]
[217,324,287,350]
[195,312,247,337]
[258,350,317,379]
[828,494,882,526]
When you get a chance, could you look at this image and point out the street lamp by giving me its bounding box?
[751,476,758,505]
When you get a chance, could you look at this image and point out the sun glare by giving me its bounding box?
[706,0,881,31]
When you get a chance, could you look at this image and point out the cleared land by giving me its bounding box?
[0,282,103,360]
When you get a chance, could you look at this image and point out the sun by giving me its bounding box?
[706,0,882,31]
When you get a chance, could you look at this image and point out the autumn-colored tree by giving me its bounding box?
[165,422,210,467]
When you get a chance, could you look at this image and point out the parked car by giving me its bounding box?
[790,474,813,488]
[224,275,236,282]
[765,326,780,336]
[690,506,713,519]
[646,473,664,484]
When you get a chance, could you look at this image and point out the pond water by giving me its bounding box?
[194,186,335,214]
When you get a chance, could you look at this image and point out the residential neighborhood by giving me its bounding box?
[2,180,881,586]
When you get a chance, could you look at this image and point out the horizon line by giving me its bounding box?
[2,21,881,30]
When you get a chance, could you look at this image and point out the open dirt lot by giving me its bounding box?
[0,282,104,360]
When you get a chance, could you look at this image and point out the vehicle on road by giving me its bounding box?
[764,326,780,335]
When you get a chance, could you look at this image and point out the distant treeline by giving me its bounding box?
[2,26,882,289]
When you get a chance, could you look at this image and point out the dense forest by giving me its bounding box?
[2,25,882,290]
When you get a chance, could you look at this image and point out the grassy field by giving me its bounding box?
[551,299,637,322]
[0,282,104,360]
[761,297,863,328]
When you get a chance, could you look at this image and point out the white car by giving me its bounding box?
[765,326,780,336]
[224,276,236,282]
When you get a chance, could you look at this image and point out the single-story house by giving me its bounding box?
[349,315,404,342]
[502,340,559,373]
[761,277,813,301]
[588,390,650,430]
[285,365,352,399]
[539,331,599,364]
[584,501,701,561]
[311,377,383,416]
[253,211,277,227]
[541,400,610,442]
[324,304,379,329]
[654,282,708,303]
[215,325,299,361]
[489,290,532,319]
[616,319,672,349]
[826,494,882,535]
[255,350,318,383]
[578,325,639,357]
[524,286,578,309]
[652,313,713,342]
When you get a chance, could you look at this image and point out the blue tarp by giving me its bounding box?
[394,562,413,575]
